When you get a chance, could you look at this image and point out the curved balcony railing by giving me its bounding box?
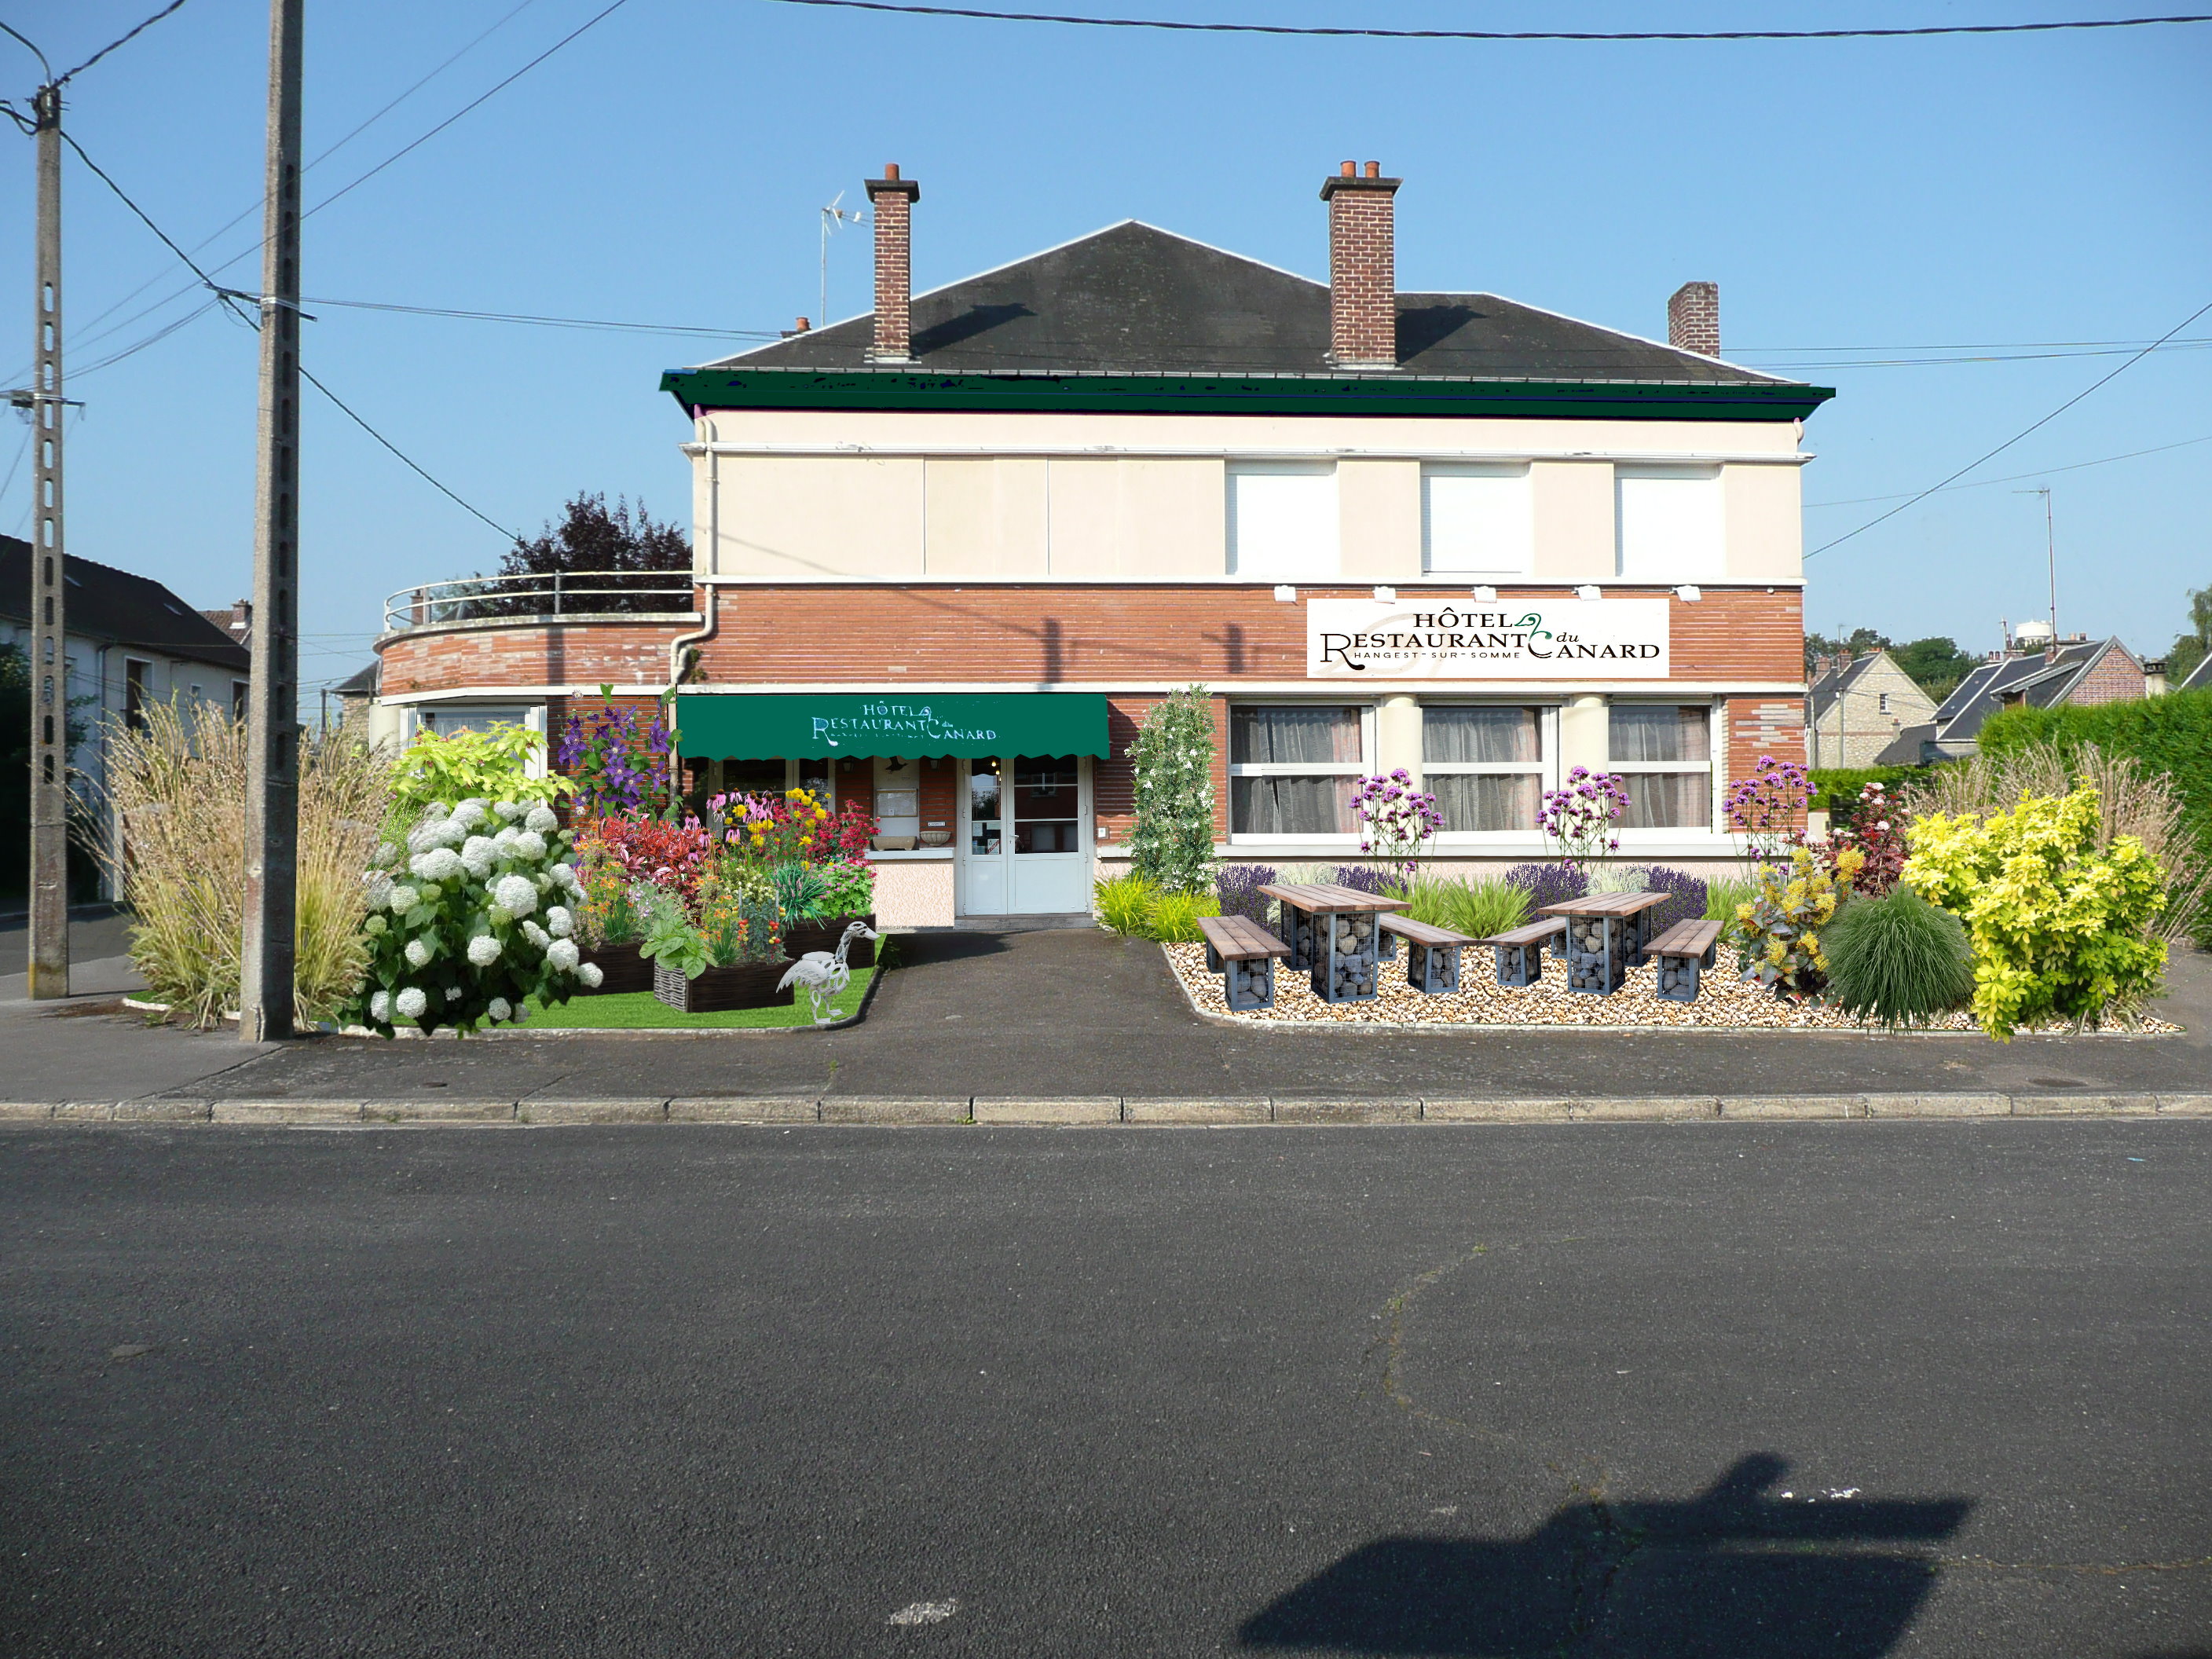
[382,569,696,633]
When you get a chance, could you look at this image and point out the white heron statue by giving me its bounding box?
[777,920,879,1024]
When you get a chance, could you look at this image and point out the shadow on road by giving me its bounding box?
[1240,1454,1970,1657]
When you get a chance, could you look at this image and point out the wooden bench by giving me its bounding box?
[1379,915,1476,994]
[1475,916,1566,988]
[1197,914,1295,1012]
[1646,917,1724,1002]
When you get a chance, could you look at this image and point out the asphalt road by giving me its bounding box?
[3,1122,2207,1656]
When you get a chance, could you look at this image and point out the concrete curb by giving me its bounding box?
[4,1093,2210,1126]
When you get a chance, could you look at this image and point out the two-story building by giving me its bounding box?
[374,161,1831,927]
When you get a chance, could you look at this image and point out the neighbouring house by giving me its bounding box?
[2177,651,2212,694]
[1805,650,1936,768]
[1877,632,2150,764]
[369,159,1833,926]
[2,536,253,893]
[331,658,381,729]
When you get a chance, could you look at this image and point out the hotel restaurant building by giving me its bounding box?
[371,161,1831,928]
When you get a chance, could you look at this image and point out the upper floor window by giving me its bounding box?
[1227,462,1338,580]
[1422,463,1533,577]
[124,658,151,731]
[1616,466,1723,583]
[1609,704,1712,830]
[1229,704,1364,837]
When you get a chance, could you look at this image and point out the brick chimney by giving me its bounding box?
[1320,160,1400,369]
[1668,281,1720,357]
[864,163,921,361]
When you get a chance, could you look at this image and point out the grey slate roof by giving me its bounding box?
[714,222,1798,386]
[2179,652,2212,693]
[0,536,250,674]
[1921,638,2134,747]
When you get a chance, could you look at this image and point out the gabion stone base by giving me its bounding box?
[1564,914,1632,997]
[1654,953,1704,1002]
[1224,954,1276,1012]
[1282,909,1319,971]
[1494,941,1544,988]
[1311,910,1381,1004]
[1406,940,1462,995]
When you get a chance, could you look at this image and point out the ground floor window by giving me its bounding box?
[1423,705,1544,833]
[1610,704,1713,830]
[1229,705,1365,837]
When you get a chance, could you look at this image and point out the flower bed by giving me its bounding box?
[1163,943,2179,1035]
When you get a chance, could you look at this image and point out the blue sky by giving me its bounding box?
[2,0,2207,699]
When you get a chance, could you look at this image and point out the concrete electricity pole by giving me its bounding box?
[239,0,304,1042]
[27,77,68,999]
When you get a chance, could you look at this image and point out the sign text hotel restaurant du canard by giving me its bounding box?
[1306,597,1671,679]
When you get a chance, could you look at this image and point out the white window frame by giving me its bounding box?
[1615,464,1724,583]
[1226,460,1340,580]
[1606,699,1719,835]
[1225,701,1372,845]
[1421,701,1556,842]
[1421,463,1534,577]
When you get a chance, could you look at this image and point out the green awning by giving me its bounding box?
[673,691,1111,760]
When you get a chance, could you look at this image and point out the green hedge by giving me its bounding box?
[1980,690,2212,946]
[1810,765,1928,815]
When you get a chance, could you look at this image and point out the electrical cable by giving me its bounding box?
[69,297,224,377]
[55,0,194,86]
[1803,434,2212,509]
[60,127,524,544]
[1807,297,2212,556]
[49,0,549,363]
[298,295,779,340]
[763,0,2212,42]
[305,0,638,222]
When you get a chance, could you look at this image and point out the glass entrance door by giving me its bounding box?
[958,755,1091,917]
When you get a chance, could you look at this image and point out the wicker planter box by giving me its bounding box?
[652,960,794,1013]
[781,914,877,969]
[577,941,652,995]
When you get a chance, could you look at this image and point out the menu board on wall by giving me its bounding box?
[1306,597,1671,679]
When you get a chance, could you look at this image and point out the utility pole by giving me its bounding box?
[240,0,304,1042]
[27,77,68,999]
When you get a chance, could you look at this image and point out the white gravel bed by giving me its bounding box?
[1163,942,2181,1036]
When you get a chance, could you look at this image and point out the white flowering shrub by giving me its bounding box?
[349,797,605,1036]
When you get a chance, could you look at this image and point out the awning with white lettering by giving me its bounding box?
[672,691,1112,760]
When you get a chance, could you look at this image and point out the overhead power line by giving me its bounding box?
[1802,433,2212,509]
[764,0,2212,42]
[55,0,195,85]
[60,129,522,544]
[298,295,780,340]
[1807,297,2212,557]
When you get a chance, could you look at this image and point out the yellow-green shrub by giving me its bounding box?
[1902,786,2166,1040]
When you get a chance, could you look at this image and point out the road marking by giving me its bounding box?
[888,1599,958,1626]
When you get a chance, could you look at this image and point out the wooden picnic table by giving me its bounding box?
[1257,883,1408,1005]
[1536,889,1675,996]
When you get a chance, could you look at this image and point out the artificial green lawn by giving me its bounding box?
[522,965,876,1029]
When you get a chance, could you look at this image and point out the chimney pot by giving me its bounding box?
[863,164,921,361]
[796,317,811,332]
[1319,160,1401,370]
[1667,280,1720,357]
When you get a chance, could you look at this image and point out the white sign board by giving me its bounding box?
[1306,598,1671,679]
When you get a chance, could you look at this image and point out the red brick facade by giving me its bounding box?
[2060,644,2144,705]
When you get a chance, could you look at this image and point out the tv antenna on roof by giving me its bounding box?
[820,192,866,334]
[2015,486,2056,642]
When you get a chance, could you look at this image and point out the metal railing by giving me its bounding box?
[381,569,696,633]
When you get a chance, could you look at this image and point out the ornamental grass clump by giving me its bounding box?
[1821,886,1975,1031]
[1146,888,1222,944]
[1095,871,1159,936]
[101,704,393,1027]
[350,797,602,1036]
[1902,784,2166,1039]
[1392,873,1530,939]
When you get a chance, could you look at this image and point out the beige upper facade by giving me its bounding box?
[683,409,1809,589]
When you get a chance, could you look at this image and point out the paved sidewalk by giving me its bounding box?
[1,926,2204,1110]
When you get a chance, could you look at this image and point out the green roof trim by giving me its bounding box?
[661,366,1834,423]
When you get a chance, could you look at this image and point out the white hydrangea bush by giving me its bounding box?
[350,797,603,1036]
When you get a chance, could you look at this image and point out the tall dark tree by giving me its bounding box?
[2167,582,2211,686]
[1804,627,1889,676]
[493,493,690,613]
[1889,636,1981,704]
